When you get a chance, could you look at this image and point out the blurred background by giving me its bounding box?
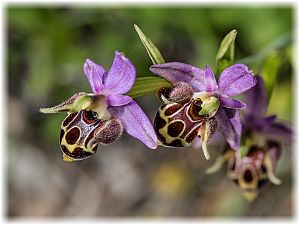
[7,6,293,217]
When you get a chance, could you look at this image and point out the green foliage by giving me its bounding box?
[261,51,282,100]
[127,76,171,98]
[134,24,165,65]
[216,30,237,76]
[236,32,292,66]
[268,80,293,121]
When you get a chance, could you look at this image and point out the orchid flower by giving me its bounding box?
[206,76,292,201]
[150,62,257,152]
[40,51,157,161]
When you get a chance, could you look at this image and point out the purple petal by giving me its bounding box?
[109,101,157,149]
[218,64,257,96]
[243,115,277,132]
[261,121,292,144]
[255,115,277,131]
[104,51,136,95]
[107,94,132,107]
[216,108,242,151]
[244,76,267,119]
[83,59,106,93]
[204,65,218,92]
[150,62,206,92]
[220,95,246,109]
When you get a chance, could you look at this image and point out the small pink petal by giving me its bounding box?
[220,95,246,109]
[204,65,218,92]
[83,59,106,93]
[104,51,136,95]
[107,94,132,107]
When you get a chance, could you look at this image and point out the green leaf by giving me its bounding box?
[216,29,237,76]
[261,51,282,100]
[126,76,171,98]
[134,24,165,65]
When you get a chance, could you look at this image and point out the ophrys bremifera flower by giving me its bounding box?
[40,51,157,161]
[206,76,292,201]
[150,63,257,160]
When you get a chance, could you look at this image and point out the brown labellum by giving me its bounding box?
[60,110,123,161]
[154,98,205,148]
[154,82,219,160]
